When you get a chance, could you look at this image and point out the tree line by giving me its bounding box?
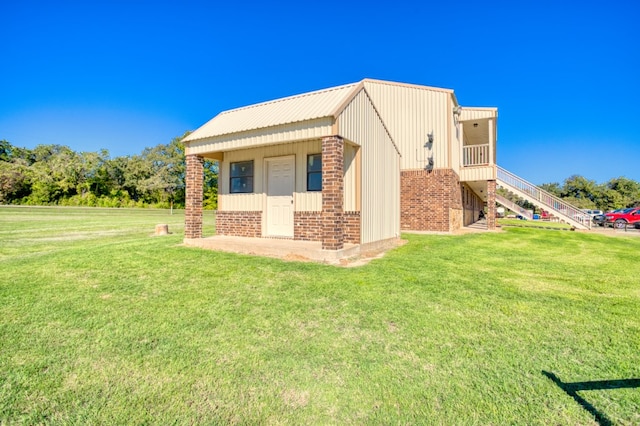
[500,174,640,213]
[0,133,218,209]
[2,135,639,212]
[538,175,640,211]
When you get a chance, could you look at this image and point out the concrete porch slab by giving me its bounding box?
[183,235,362,264]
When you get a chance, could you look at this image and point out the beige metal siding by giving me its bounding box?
[363,80,452,171]
[338,89,400,244]
[488,118,496,164]
[451,102,462,174]
[460,107,497,122]
[183,83,357,143]
[185,118,333,156]
[343,143,358,212]
[218,193,264,211]
[359,133,400,244]
[459,165,497,182]
[219,140,323,211]
[295,192,322,211]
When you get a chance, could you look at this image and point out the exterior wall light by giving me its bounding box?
[425,132,434,147]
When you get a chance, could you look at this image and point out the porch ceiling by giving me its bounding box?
[466,180,488,202]
[463,118,489,145]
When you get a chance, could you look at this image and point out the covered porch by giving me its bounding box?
[459,107,498,229]
[459,107,497,170]
[183,135,354,251]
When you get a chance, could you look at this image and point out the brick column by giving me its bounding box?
[185,154,204,239]
[322,136,344,250]
[486,180,496,230]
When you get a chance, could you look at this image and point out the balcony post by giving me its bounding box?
[488,118,495,165]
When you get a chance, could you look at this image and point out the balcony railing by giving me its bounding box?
[463,144,489,166]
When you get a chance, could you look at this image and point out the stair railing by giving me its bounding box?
[496,166,591,229]
[495,194,534,219]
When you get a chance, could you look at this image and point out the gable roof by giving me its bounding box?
[183,83,359,143]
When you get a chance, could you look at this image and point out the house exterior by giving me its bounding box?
[182,79,497,252]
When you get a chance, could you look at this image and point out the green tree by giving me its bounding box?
[607,177,640,208]
[203,159,218,209]
[539,182,562,197]
[593,186,623,211]
[0,139,12,162]
[561,175,597,206]
[0,162,31,203]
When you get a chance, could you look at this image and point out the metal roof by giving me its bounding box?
[183,79,478,146]
[183,83,358,143]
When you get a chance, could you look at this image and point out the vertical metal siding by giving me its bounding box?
[488,118,496,164]
[338,90,400,244]
[363,81,451,171]
[217,193,264,211]
[459,166,497,182]
[343,144,358,212]
[460,108,497,121]
[451,106,461,173]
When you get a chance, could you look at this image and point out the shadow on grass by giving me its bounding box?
[542,371,640,426]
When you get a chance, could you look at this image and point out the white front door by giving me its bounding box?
[266,156,295,237]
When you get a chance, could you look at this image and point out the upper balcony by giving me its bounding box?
[458,108,497,182]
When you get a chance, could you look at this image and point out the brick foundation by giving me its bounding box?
[400,169,463,232]
[322,136,344,250]
[344,211,361,244]
[294,211,323,241]
[185,155,204,239]
[486,180,496,230]
[216,211,262,237]
[295,211,360,244]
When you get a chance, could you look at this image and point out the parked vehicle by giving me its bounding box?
[592,214,607,227]
[596,208,631,227]
[605,207,640,229]
[582,209,603,217]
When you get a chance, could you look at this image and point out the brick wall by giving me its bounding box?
[400,169,463,232]
[185,155,204,239]
[322,136,344,250]
[216,211,262,237]
[294,211,323,241]
[486,180,496,230]
[344,211,361,244]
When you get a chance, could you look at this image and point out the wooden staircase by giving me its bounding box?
[496,166,591,229]
[495,194,534,220]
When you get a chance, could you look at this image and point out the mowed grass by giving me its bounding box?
[499,218,573,229]
[1,207,639,424]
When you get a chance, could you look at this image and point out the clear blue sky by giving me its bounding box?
[2,0,638,185]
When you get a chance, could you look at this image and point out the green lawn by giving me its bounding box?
[1,206,639,424]
[499,217,573,229]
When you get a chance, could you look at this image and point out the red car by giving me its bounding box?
[605,207,640,229]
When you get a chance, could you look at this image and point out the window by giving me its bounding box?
[230,160,254,193]
[307,154,322,191]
